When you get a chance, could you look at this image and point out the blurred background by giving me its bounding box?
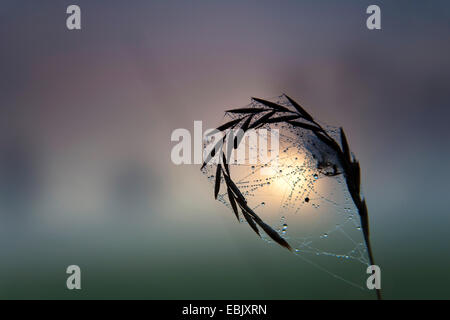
[0,0,449,299]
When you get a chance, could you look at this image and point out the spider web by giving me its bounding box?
[202,96,370,291]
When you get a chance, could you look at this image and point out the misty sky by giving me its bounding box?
[1,0,450,299]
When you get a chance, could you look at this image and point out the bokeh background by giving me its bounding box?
[1,0,449,299]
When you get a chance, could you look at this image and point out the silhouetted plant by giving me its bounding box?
[201,94,381,299]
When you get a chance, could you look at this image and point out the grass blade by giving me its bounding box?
[241,114,254,132]
[233,114,255,150]
[226,107,270,114]
[227,187,240,222]
[313,131,341,154]
[206,118,242,137]
[264,115,300,124]
[254,218,293,251]
[283,94,314,121]
[214,164,222,199]
[222,152,230,176]
[222,171,246,203]
[359,199,369,239]
[340,127,351,163]
[352,161,361,198]
[252,97,292,113]
[241,209,260,236]
[249,110,277,129]
[235,199,292,251]
[201,137,224,170]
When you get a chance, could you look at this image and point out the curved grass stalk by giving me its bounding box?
[202,94,382,300]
